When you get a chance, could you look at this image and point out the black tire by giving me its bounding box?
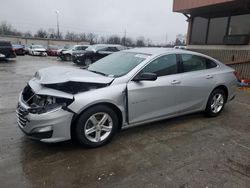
[205,88,226,117]
[75,105,119,148]
[84,58,92,66]
[65,54,72,61]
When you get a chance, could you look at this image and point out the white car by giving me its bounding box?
[28,45,47,56]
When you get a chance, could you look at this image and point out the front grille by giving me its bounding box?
[16,103,29,127]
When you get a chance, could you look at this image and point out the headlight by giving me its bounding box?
[34,72,41,80]
[28,95,74,114]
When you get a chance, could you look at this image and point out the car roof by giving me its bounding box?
[124,47,210,57]
[92,44,124,47]
[74,45,89,47]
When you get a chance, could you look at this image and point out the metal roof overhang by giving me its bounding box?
[174,0,250,17]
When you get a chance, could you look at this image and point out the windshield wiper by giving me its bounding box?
[88,70,108,77]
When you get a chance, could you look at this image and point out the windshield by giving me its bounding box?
[87,52,150,77]
[85,45,106,52]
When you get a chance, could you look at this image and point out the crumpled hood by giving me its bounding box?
[34,66,114,84]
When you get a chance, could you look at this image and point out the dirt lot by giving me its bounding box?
[0,56,250,188]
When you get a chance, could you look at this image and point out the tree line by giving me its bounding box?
[0,21,186,47]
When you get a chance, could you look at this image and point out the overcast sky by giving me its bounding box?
[0,0,187,44]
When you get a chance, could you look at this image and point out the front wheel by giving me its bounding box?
[75,105,119,148]
[205,88,226,117]
[84,58,92,66]
[65,54,72,61]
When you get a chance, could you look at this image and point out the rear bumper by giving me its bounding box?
[17,95,74,143]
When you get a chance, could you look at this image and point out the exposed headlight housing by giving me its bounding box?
[21,86,74,114]
[27,96,74,114]
[34,72,41,80]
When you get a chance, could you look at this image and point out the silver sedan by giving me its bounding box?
[17,48,237,147]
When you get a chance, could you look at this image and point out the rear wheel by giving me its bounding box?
[75,105,118,148]
[205,88,226,117]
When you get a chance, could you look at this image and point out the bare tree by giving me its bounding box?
[35,29,48,38]
[86,33,97,44]
[136,36,145,47]
[23,31,33,38]
[107,35,121,44]
[79,33,87,41]
[98,36,106,44]
[0,21,13,35]
[47,28,56,39]
[0,21,21,36]
[65,31,79,41]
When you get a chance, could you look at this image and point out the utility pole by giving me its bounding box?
[56,10,60,39]
[124,29,127,46]
[165,33,168,46]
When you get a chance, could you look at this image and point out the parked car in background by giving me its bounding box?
[174,46,187,50]
[28,45,47,56]
[47,45,59,56]
[16,48,237,147]
[0,41,16,60]
[72,44,126,66]
[24,45,29,54]
[12,44,26,56]
[58,45,89,61]
[57,45,71,55]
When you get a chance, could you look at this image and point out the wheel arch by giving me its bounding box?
[212,85,229,102]
[70,102,123,139]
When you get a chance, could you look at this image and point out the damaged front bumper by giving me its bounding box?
[16,85,75,143]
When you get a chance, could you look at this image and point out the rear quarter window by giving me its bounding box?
[206,58,218,69]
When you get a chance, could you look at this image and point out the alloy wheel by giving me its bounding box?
[211,93,224,113]
[84,112,113,143]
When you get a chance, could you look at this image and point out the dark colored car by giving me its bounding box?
[72,44,126,66]
[47,45,59,56]
[0,41,16,60]
[58,45,89,61]
[12,44,26,56]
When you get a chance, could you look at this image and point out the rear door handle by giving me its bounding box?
[171,80,181,85]
[206,75,214,79]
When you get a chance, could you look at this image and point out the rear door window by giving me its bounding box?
[180,54,217,72]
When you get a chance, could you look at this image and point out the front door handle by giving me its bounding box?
[206,75,214,79]
[171,80,181,85]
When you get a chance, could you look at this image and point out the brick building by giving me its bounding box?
[173,0,250,79]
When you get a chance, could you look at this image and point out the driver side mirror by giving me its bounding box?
[133,72,157,82]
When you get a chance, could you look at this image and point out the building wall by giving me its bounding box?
[188,45,250,62]
[0,35,89,47]
[173,0,234,12]
[230,62,250,79]
[188,45,250,79]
